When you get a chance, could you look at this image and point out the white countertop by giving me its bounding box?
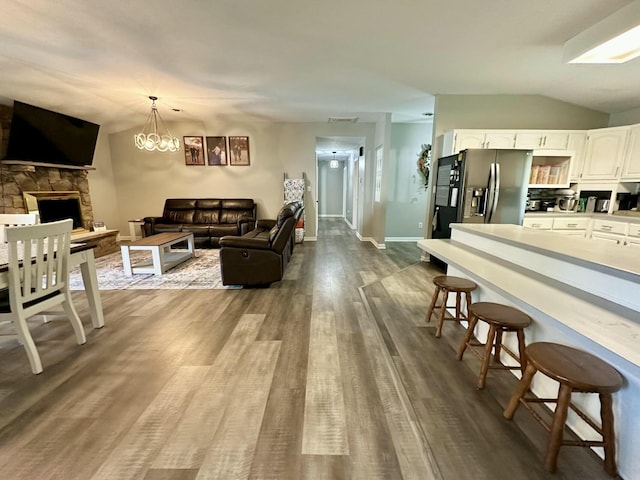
[451,223,640,282]
[525,211,640,224]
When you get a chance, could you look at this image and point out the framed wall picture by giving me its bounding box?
[183,136,205,165]
[206,136,228,165]
[228,136,250,166]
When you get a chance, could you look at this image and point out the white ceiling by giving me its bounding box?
[1,0,639,133]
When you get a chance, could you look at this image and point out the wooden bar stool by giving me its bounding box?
[425,275,477,338]
[503,342,623,476]
[457,302,531,389]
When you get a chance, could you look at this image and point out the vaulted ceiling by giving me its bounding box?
[1,0,638,133]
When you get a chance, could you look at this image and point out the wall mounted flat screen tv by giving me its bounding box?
[4,101,100,167]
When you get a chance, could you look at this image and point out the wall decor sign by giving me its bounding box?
[183,136,205,165]
[206,136,228,165]
[228,136,250,166]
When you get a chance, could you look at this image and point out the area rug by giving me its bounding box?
[68,249,231,290]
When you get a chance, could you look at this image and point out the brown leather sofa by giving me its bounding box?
[219,201,304,286]
[143,198,256,248]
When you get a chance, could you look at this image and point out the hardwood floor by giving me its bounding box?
[0,219,613,479]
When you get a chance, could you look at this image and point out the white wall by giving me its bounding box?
[385,123,432,239]
[609,106,640,127]
[370,113,392,246]
[87,129,119,230]
[103,120,376,240]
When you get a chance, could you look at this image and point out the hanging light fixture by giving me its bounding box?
[329,151,339,169]
[134,96,180,152]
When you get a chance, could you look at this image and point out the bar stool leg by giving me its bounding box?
[464,292,472,323]
[545,383,572,473]
[504,363,537,419]
[478,324,498,390]
[455,292,462,321]
[516,329,527,375]
[425,286,440,323]
[457,314,478,360]
[600,393,617,477]
[436,289,448,338]
[493,329,503,363]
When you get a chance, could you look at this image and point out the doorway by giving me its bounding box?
[315,136,363,238]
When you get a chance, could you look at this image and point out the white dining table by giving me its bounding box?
[0,243,105,329]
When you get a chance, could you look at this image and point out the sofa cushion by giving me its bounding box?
[181,225,211,237]
[193,209,220,224]
[211,224,241,238]
[166,210,194,224]
[269,225,279,243]
[196,199,222,210]
[153,223,183,233]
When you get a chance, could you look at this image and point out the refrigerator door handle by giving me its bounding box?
[485,163,496,223]
[490,162,500,222]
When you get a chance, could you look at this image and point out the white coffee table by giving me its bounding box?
[121,232,195,275]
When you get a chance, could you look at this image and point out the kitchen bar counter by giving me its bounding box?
[452,223,640,284]
[525,211,640,224]
[417,224,640,479]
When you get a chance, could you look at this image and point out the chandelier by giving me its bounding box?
[134,96,180,152]
[329,151,339,168]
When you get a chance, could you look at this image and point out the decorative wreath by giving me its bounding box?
[417,143,431,187]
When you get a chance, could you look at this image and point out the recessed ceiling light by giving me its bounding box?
[564,2,640,64]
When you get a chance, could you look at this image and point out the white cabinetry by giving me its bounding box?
[552,217,589,236]
[443,130,515,154]
[522,217,553,230]
[514,131,570,150]
[621,124,640,181]
[591,218,628,245]
[568,132,587,181]
[625,223,640,247]
[581,127,629,181]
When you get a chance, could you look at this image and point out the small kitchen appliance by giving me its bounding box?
[555,189,577,212]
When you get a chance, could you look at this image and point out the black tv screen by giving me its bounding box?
[5,101,100,167]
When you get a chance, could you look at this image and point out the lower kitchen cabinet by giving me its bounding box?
[591,232,625,245]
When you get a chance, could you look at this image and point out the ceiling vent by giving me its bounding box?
[328,116,359,124]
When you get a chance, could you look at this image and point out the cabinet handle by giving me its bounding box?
[567,223,577,227]
[615,166,620,177]
[601,225,613,230]
[542,136,547,146]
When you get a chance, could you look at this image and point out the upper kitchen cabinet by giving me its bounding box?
[514,131,570,150]
[442,130,515,154]
[568,132,587,181]
[621,124,640,181]
[581,127,629,181]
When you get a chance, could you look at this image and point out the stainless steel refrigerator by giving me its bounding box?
[432,149,532,239]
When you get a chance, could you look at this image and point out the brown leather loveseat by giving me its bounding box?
[219,201,304,286]
[143,198,256,248]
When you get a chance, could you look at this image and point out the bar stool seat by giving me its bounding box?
[425,275,477,338]
[504,342,623,476]
[457,302,531,389]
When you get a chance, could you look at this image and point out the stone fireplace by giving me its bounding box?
[0,163,94,230]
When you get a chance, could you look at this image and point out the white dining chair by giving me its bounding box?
[0,219,86,374]
[0,213,38,243]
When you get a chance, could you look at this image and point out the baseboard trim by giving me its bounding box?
[384,236,423,242]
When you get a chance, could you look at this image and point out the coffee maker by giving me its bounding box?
[555,189,577,212]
